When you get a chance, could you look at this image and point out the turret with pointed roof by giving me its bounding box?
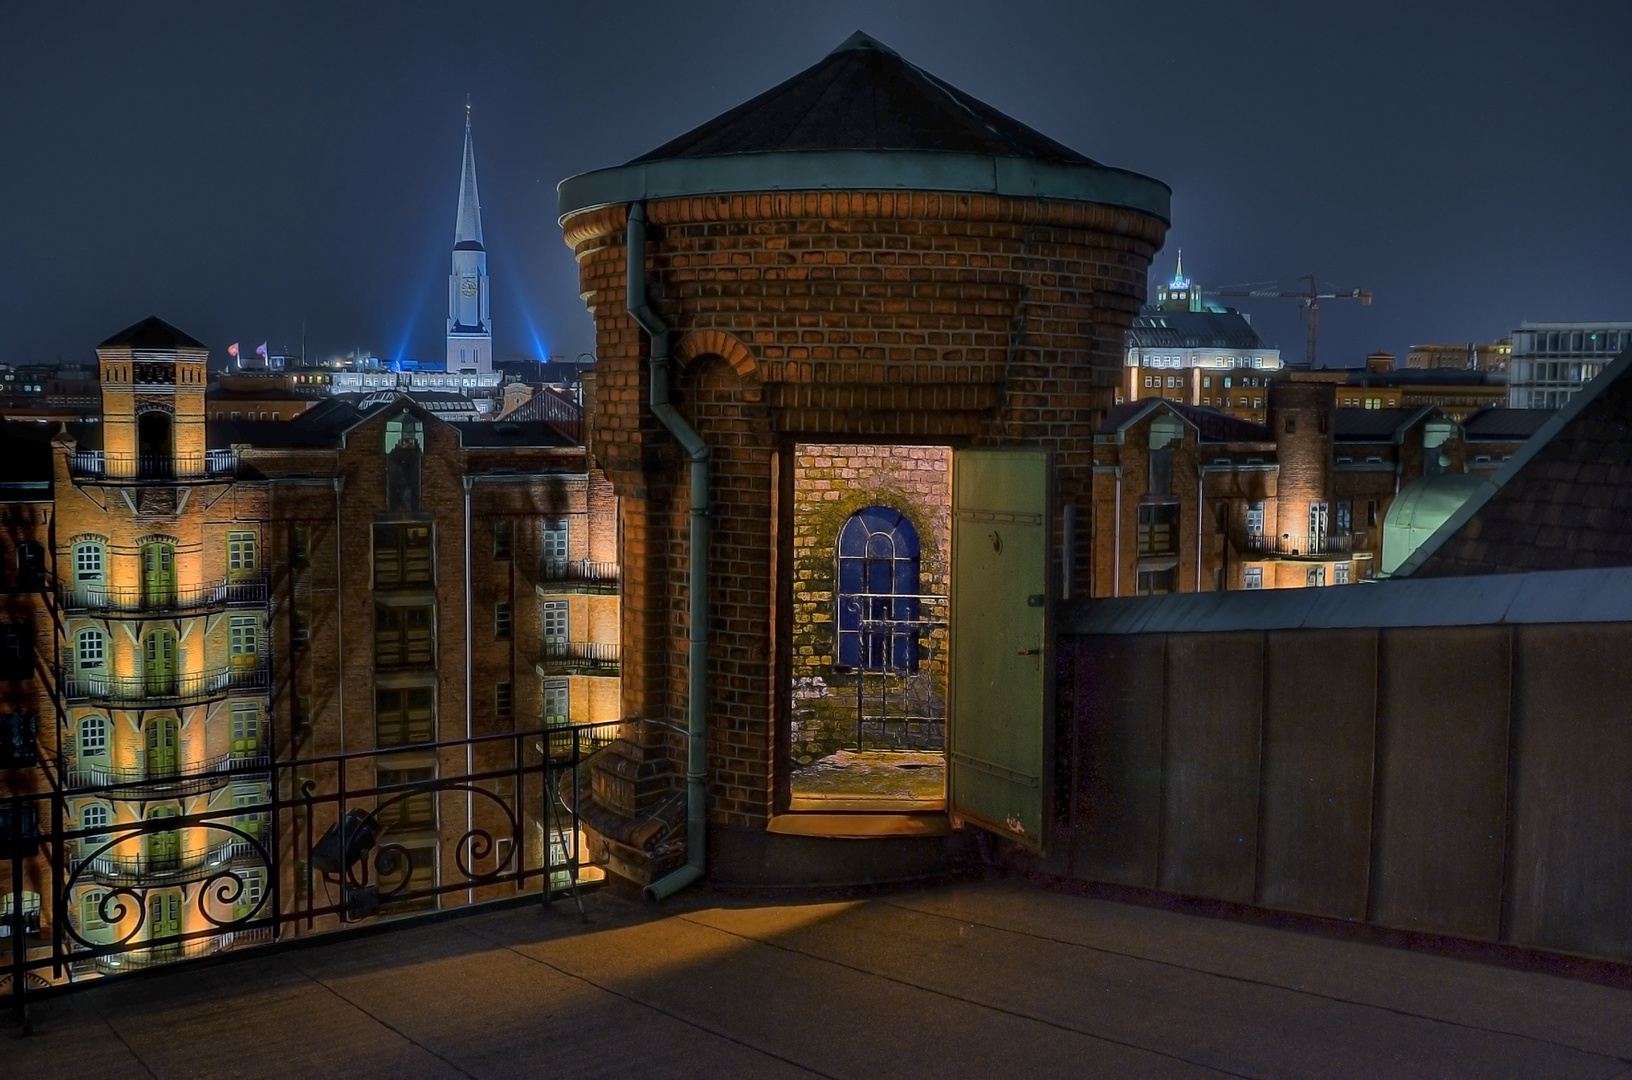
[447,99,492,374]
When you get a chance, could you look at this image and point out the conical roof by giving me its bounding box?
[559,32,1168,224]
[633,32,1096,165]
[455,109,484,248]
[98,316,207,351]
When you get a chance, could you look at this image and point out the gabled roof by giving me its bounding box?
[451,421,577,449]
[1461,407,1555,441]
[1126,308,1265,351]
[97,316,207,351]
[1401,347,1632,577]
[1333,406,1437,442]
[634,32,1096,165]
[1100,399,1272,443]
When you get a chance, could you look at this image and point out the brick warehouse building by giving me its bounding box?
[0,317,619,980]
[558,33,1170,888]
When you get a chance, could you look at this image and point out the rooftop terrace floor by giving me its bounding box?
[6,880,1631,1079]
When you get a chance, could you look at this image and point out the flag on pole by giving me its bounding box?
[255,342,268,359]
[228,343,240,358]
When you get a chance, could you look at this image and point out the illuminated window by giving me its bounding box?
[79,802,110,848]
[231,703,260,755]
[1246,502,1265,535]
[74,543,104,583]
[1334,562,1351,585]
[1244,566,1263,590]
[76,628,104,670]
[1306,566,1326,587]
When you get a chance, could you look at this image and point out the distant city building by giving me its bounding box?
[1506,322,1631,408]
[1405,340,1510,373]
[1333,368,1508,421]
[446,104,492,375]
[1123,259,1284,424]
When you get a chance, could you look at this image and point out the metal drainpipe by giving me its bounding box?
[626,203,711,902]
[463,474,475,906]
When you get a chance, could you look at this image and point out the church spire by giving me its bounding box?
[455,96,484,248]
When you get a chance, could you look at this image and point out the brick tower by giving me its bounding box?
[558,32,1170,887]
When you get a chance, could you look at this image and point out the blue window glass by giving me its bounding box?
[835,507,920,672]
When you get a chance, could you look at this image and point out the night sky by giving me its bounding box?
[3,1,1627,369]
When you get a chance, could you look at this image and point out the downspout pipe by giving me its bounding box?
[627,202,711,902]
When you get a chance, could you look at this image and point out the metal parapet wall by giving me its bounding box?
[1048,566,1632,966]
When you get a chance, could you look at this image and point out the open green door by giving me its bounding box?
[949,449,1050,850]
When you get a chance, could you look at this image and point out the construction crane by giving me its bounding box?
[1206,275,1372,367]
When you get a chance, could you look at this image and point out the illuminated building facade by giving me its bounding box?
[0,316,618,979]
[1506,322,1631,408]
[1123,260,1284,424]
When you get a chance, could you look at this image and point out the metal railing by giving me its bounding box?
[60,576,268,616]
[60,748,273,796]
[536,559,619,594]
[62,663,271,707]
[67,449,237,483]
[1239,531,1355,557]
[4,720,623,1020]
[536,641,620,676]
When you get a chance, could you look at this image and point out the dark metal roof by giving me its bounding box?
[1126,308,1265,350]
[452,421,577,448]
[0,422,56,484]
[1404,347,1632,577]
[557,34,1170,223]
[1333,407,1435,441]
[1100,400,1272,443]
[634,32,1095,164]
[1346,369,1506,387]
[1461,407,1556,440]
[97,316,207,351]
[1060,566,1632,635]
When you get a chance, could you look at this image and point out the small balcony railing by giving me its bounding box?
[1238,531,1354,558]
[62,663,271,708]
[535,641,620,677]
[61,575,268,616]
[61,748,272,796]
[68,449,237,483]
[92,926,273,975]
[536,559,619,595]
[73,826,270,888]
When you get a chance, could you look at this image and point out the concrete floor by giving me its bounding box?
[5,881,1631,1079]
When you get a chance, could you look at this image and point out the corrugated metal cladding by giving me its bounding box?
[1060,565,1632,635]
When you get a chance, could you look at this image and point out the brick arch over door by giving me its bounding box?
[674,330,759,382]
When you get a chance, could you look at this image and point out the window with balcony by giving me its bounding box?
[79,802,110,848]
[376,605,434,668]
[228,532,258,577]
[232,783,266,837]
[74,542,105,586]
[542,601,568,644]
[493,520,513,560]
[76,628,105,671]
[1246,502,1265,537]
[374,524,433,589]
[542,519,569,569]
[230,616,259,670]
[1335,499,1352,534]
[78,715,108,760]
[543,680,569,727]
[1307,566,1326,587]
[1137,503,1179,556]
[231,702,261,757]
[376,687,435,747]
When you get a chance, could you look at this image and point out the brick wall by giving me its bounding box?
[789,443,950,763]
[564,190,1165,836]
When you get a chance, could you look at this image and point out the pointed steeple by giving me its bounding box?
[455,97,484,248]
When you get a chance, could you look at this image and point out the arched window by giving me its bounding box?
[79,801,110,843]
[836,507,920,672]
[73,542,105,585]
[76,628,105,670]
[78,715,108,758]
[16,542,43,586]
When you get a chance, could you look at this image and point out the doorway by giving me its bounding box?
[142,542,176,607]
[145,715,179,779]
[786,444,950,812]
[137,411,173,478]
[144,630,177,696]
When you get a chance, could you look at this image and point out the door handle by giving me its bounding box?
[1017,647,1041,656]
